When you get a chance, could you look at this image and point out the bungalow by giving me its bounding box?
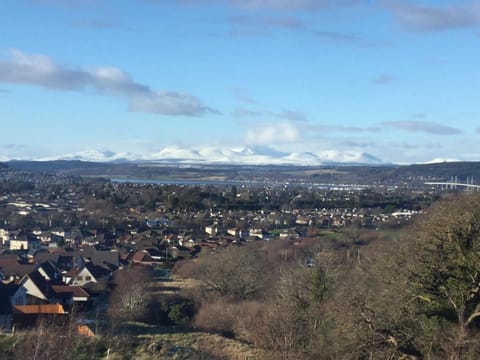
[12,271,52,305]
[131,250,156,264]
[227,227,241,238]
[12,268,90,308]
[68,262,111,286]
[249,227,270,240]
[130,248,166,265]
[9,230,40,251]
[205,224,219,236]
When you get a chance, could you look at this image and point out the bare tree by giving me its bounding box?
[108,265,153,324]
[196,246,267,301]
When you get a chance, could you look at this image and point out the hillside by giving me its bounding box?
[7,160,480,186]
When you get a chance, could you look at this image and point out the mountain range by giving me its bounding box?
[34,146,384,166]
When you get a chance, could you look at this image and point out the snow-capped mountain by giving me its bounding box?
[32,146,384,166]
[37,150,142,162]
[418,158,461,164]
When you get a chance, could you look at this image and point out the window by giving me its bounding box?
[85,276,92,281]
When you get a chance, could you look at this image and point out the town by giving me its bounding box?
[0,161,474,359]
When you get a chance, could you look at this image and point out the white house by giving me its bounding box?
[9,231,40,251]
[205,224,218,236]
[69,262,110,286]
[0,229,10,245]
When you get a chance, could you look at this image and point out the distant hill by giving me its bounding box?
[7,160,112,172]
[392,162,480,180]
[0,162,8,169]
[6,160,480,186]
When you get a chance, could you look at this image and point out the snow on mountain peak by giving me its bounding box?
[31,146,384,165]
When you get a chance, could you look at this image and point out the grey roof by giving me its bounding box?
[81,247,119,268]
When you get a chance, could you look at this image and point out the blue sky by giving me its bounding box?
[1,0,479,164]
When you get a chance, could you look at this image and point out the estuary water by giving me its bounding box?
[111,178,264,187]
[111,178,369,190]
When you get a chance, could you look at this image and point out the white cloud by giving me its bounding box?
[245,122,303,145]
[0,49,215,116]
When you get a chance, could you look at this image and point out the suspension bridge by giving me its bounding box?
[424,176,480,190]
